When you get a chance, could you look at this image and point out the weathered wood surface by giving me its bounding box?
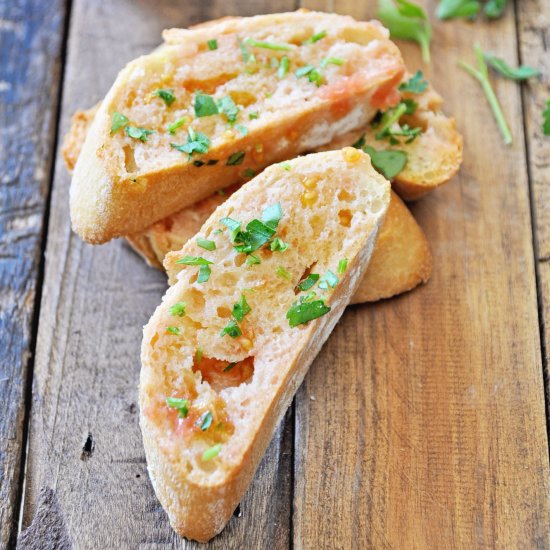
[292,0,550,548]
[18,1,295,549]
[7,0,550,548]
[0,1,67,548]
[517,0,550,413]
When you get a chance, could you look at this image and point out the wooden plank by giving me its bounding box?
[18,1,297,548]
[294,0,550,548]
[0,0,67,547]
[516,0,550,414]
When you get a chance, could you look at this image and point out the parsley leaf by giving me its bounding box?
[249,111,259,120]
[338,259,348,274]
[399,70,428,93]
[295,65,323,86]
[167,117,187,134]
[153,88,176,106]
[484,0,508,18]
[262,203,283,230]
[166,326,181,335]
[377,0,432,63]
[125,126,153,142]
[278,56,290,78]
[220,320,242,338]
[320,57,345,68]
[202,444,222,461]
[197,237,216,251]
[197,411,213,431]
[169,302,186,317]
[171,128,210,156]
[246,254,261,265]
[270,237,289,252]
[207,39,218,50]
[437,0,480,20]
[194,93,219,117]
[111,111,129,133]
[318,270,339,290]
[297,273,319,291]
[484,53,540,81]
[276,266,291,280]
[232,294,251,322]
[543,100,550,136]
[218,96,239,123]
[175,256,212,283]
[302,30,327,45]
[227,151,245,165]
[286,300,331,327]
[244,168,256,178]
[374,103,421,143]
[363,145,408,180]
[223,362,236,372]
[243,37,292,51]
[166,397,189,418]
[198,265,211,283]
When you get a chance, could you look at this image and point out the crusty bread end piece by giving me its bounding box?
[140,148,390,541]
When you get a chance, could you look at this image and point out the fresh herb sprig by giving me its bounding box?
[543,101,550,136]
[483,53,540,81]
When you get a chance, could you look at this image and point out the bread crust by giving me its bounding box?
[140,149,390,541]
[70,11,404,243]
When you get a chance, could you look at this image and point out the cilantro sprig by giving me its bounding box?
[364,146,408,180]
[458,45,512,145]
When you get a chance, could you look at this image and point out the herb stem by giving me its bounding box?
[458,48,512,145]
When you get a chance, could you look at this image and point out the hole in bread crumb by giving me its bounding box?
[187,288,205,309]
[123,146,138,173]
[370,198,384,214]
[338,189,356,202]
[338,209,353,227]
[217,306,232,318]
[193,356,255,393]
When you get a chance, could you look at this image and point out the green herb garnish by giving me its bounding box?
[243,37,292,51]
[270,237,289,252]
[169,301,186,317]
[374,103,421,143]
[302,30,327,45]
[198,265,211,283]
[198,411,213,431]
[202,443,222,461]
[223,363,236,372]
[278,56,290,78]
[218,96,239,123]
[297,273,319,291]
[399,70,428,93]
[437,0,481,20]
[111,111,129,133]
[196,347,203,363]
[166,397,189,418]
[246,254,261,265]
[484,0,508,18]
[363,145,408,180]
[232,295,251,322]
[167,117,187,134]
[280,162,291,171]
[249,111,259,120]
[276,266,291,280]
[227,151,245,165]
[543,100,550,136]
[152,88,176,106]
[235,124,248,136]
[286,300,331,327]
[125,126,153,142]
[171,127,210,156]
[166,326,181,335]
[243,168,256,178]
[458,45,512,145]
[483,53,540,81]
[320,57,345,68]
[220,320,242,338]
[194,93,219,117]
[207,39,218,50]
[197,237,216,251]
[318,270,339,290]
[175,255,212,283]
[352,135,366,149]
[377,0,432,64]
[295,65,323,86]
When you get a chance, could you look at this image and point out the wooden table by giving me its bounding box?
[1,0,549,548]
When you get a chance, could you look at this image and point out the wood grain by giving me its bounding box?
[294,0,550,548]
[0,1,67,547]
[19,1,295,548]
[516,0,550,415]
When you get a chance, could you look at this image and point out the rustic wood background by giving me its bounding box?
[1,0,549,548]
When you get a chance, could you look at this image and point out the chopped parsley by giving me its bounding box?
[437,0,481,19]
[483,53,540,81]
[318,270,339,290]
[125,126,153,142]
[286,300,331,327]
[402,98,418,115]
[543,100,550,136]
[377,0,432,64]
[280,162,291,171]
[207,39,218,50]
[152,88,176,106]
[278,56,290,78]
[197,237,216,251]
[484,0,508,18]
[175,255,212,283]
[196,347,203,363]
[166,397,189,418]
[270,237,289,252]
[220,320,242,338]
[169,301,186,316]
[202,443,222,461]
[244,168,256,178]
[227,151,245,165]
[198,411,213,431]
[197,265,211,283]
[243,37,292,51]
[363,146,408,180]
[235,124,248,136]
[111,111,129,133]
[166,326,181,335]
[246,254,261,265]
[297,273,319,291]
[338,258,348,274]
[296,65,323,86]
[232,294,251,322]
[194,93,219,117]
[218,96,239,123]
[398,70,428,93]
[374,103,421,143]
[320,57,345,68]
[171,127,210,156]
[223,362,237,372]
[302,30,327,45]
[276,266,291,280]
[249,111,259,120]
[167,117,187,134]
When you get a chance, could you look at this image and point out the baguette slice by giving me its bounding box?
[140,148,390,541]
[71,11,404,243]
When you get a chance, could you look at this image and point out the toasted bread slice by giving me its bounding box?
[140,149,390,541]
[71,11,404,243]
